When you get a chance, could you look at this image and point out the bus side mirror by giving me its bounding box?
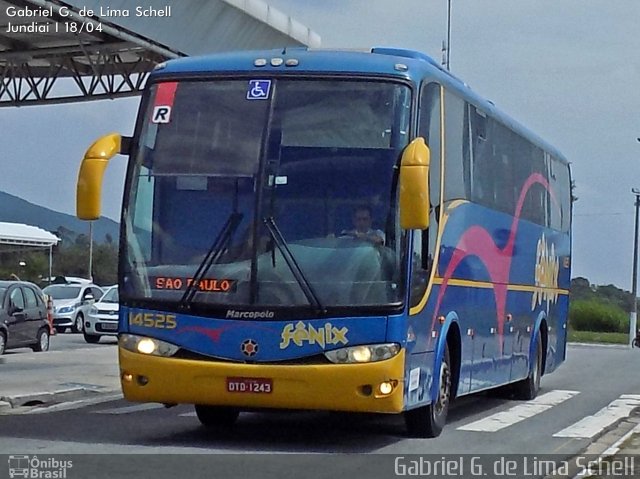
[399,137,431,229]
[76,133,130,220]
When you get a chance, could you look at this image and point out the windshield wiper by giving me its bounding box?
[179,212,243,308]
[262,216,325,314]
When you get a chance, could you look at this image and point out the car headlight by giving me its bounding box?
[324,343,401,364]
[58,306,74,314]
[119,334,179,357]
[89,306,98,315]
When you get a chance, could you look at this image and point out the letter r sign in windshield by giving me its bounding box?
[152,106,171,123]
[152,81,178,123]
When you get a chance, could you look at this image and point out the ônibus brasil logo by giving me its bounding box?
[8,455,72,478]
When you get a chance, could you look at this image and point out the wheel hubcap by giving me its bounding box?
[435,361,451,414]
[533,349,541,387]
[41,333,49,350]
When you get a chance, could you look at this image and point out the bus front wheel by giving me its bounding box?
[404,344,451,438]
[195,405,240,429]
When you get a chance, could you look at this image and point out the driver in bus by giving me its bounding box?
[340,205,385,245]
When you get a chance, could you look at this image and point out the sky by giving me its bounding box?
[2,0,640,290]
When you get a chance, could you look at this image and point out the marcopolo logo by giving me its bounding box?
[7,455,72,478]
[225,310,275,319]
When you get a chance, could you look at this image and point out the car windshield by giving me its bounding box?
[122,78,411,311]
[100,287,119,303]
[43,285,81,300]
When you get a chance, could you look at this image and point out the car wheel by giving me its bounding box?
[194,405,240,429]
[0,331,6,355]
[404,343,451,438]
[84,333,101,344]
[73,313,84,333]
[32,328,50,352]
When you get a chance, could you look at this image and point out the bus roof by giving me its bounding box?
[151,47,568,165]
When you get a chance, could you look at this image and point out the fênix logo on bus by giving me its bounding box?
[280,321,349,349]
[531,233,560,311]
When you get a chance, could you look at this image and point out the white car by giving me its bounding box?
[84,286,119,343]
[43,282,103,333]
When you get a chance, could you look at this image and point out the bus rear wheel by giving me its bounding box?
[194,405,239,429]
[404,344,451,438]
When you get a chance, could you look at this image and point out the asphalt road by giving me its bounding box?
[1,343,639,478]
[1,331,117,360]
[49,331,119,351]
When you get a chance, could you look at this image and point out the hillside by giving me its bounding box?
[0,190,119,244]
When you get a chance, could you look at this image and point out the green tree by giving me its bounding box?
[569,299,628,333]
[92,242,118,285]
[49,239,117,286]
[596,284,634,312]
[570,277,635,313]
[0,249,49,283]
[570,277,594,301]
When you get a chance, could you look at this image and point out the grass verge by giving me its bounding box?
[568,330,629,344]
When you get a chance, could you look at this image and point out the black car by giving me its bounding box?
[0,280,50,355]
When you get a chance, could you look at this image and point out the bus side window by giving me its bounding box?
[409,229,432,307]
[418,82,441,207]
[470,107,490,204]
[410,82,441,308]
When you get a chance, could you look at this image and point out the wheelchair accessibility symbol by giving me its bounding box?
[247,80,271,100]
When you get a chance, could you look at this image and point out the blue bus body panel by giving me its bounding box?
[150,48,568,163]
[120,307,395,362]
[155,49,418,79]
[407,200,569,397]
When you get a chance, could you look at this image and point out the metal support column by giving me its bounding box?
[630,188,640,347]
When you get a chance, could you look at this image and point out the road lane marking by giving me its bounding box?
[457,390,580,432]
[553,394,640,438]
[94,403,165,414]
[601,420,640,455]
[16,392,124,414]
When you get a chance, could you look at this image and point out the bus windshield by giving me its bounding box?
[123,78,411,311]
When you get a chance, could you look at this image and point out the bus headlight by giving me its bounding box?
[324,343,401,364]
[119,334,179,357]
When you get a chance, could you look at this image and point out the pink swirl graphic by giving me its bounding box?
[429,173,556,352]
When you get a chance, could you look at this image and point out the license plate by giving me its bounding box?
[101,323,118,331]
[226,377,272,394]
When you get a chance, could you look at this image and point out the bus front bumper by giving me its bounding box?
[119,348,406,413]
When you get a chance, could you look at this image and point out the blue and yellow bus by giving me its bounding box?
[77,47,571,437]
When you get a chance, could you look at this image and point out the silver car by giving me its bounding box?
[43,283,103,333]
[84,285,119,343]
